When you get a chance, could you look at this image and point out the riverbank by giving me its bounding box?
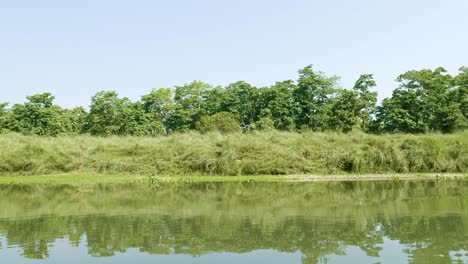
[0,173,466,185]
[0,131,467,177]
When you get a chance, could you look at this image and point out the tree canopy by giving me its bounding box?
[0,65,466,136]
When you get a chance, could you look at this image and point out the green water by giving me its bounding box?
[0,180,466,264]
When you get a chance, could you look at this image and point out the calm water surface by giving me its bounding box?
[0,180,466,264]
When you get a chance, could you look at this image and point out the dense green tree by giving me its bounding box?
[374,88,429,133]
[7,93,69,136]
[202,86,229,116]
[195,112,241,133]
[258,81,296,130]
[293,65,338,130]
[64,107,87,135]
[86,91,159,136]
[0,102,9,132]
[328,74,378,132]
[352,74,378,130]
[170,81,212,131]
[407,68,464,133]
[222,81,260,128]
[328,89,362,133]
[125,101,165,136]
[251,117,275,130]
[87,91,128,135]
[432,103,466,133]
[453,67,468,127]
[374,68,465,133]
[141,88,175,133]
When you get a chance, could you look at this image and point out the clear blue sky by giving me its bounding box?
[1,0,467,108]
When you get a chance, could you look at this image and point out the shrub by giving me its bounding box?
[195,112,241,133]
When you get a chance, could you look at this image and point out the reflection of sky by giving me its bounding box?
[449,250,468,263]
[324,238,407,264]
[3,235,463,264]
[1,237,302,264]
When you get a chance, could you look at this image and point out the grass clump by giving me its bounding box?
[0,131,466,176]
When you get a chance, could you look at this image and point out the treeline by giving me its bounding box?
[0,65,466,136]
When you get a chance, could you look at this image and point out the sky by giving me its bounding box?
[1,0,467,108]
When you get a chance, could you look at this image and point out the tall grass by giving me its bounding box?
[0,131,466,176]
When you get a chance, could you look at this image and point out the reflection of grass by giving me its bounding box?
[0,174,284,184]
[0,173,466,185]
[0,174,135,184]
[0,180,466,262]
[1,180,466,219]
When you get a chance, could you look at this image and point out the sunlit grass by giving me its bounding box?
[0,130,466,177]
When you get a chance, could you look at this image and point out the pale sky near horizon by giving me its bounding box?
[1,0,467,108]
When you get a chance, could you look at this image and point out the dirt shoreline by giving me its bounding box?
[0,173,466,185]
[286,174,467,182]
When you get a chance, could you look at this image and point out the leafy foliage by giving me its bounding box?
[293,65,338,130]
[195,112,241,133]
[373,68,467,133]
[0,65,466,136]
[6,93,71,136]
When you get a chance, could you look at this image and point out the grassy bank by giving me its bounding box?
[0,131,467,177]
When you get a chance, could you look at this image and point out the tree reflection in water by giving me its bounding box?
[0,180,466,264]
